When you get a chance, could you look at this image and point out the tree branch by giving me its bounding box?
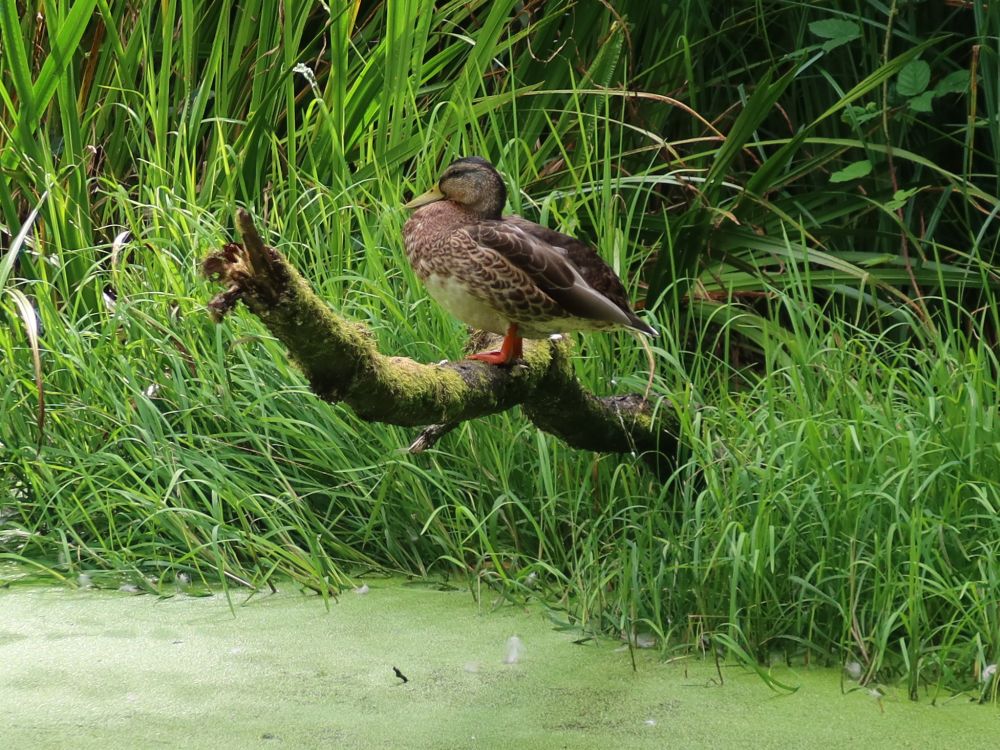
[202,211,678,467]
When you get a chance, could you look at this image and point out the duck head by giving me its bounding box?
[405,156,507,220]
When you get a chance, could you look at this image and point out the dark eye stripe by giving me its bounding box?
[443,168,471,180]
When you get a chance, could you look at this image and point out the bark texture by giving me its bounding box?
[203,211,678,468]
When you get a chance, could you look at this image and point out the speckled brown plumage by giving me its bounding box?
[403,157,656,363]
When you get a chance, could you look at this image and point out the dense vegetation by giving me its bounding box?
[2,1,998,700]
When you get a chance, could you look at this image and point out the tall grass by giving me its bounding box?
[2,1,998,697]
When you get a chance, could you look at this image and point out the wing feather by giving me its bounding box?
[468,217,656,335]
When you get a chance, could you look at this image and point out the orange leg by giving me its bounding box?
[469,324,523,365]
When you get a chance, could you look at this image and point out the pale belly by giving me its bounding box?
[423,274,510,335]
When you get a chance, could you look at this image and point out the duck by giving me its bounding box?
[403,156,657,365]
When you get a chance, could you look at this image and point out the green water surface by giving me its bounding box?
[1,580,996,748]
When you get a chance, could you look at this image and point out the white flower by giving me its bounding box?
[293,64,321,97]
[292,63,316,84]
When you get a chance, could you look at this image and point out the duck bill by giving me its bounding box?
[404,185,445,209]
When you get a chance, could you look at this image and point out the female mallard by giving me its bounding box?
[403,156,657,365]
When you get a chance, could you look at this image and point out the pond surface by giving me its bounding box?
[1,580,996,748]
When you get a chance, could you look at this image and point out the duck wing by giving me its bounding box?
[470,217,657,336]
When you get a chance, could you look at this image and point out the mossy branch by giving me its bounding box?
[203,211,678,468]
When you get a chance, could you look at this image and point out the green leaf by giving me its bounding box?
[883,188,918,212]
[934,69,971,96]
[821,37,855,53]
[908,90,935,113]
[829,159,872,183]
[809,19,861,41]
[897,59,931,97]
[841,104,882,126]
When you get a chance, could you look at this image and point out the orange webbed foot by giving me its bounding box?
[467,324,522,366]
